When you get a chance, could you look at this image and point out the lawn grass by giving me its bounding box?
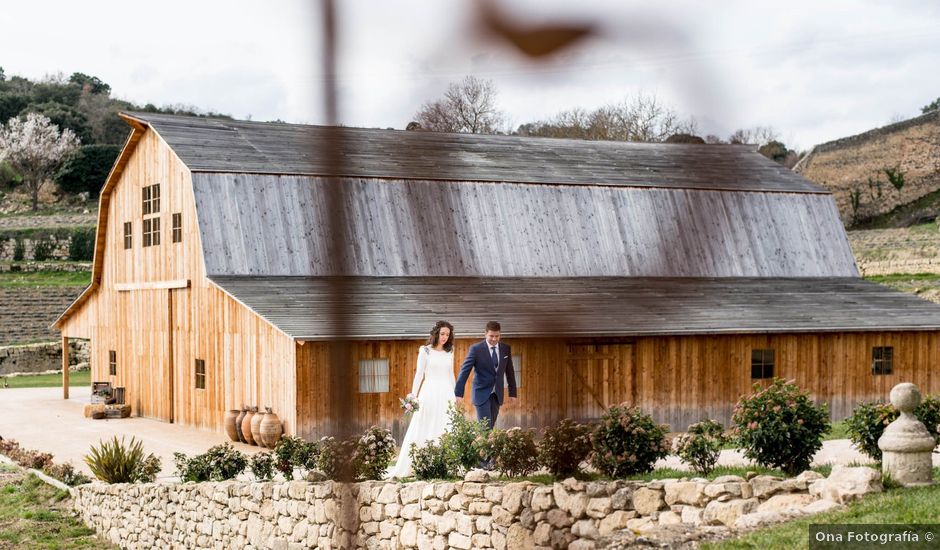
[0,270,91,288]
[0,472,115,549]
[864,272,940,284]
[826,420,850,441]
[1,370,90,388]
[703,468,940,549]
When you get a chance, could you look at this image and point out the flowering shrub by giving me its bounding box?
[44,462,92,486]
[409,440,450,480]
[274,436,318,481]
[173,443,246,482]
[845,395,940,461]
[400,394,420,419]
[356,426,396,480]
[480,427,539,478]
[673,419,727,475]
[440,402,489,476]
[316,436,359,481]
[538,419,592,478]
[731,379,829,475]
[249,452,275,481]
[1,438,90,486]
[590,405,670,478]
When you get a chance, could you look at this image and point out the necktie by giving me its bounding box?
[491,346,498,371]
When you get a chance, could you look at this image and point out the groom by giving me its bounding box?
[454,321,517,429]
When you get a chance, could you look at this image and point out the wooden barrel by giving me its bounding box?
[250,409,265,446]
[224,409,240,442]
[259,407,283,448]
[242,408,257,445]
[235,408,248,443]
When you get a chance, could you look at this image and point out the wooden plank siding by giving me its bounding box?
[56,128,299,434]
[295,332,940,441]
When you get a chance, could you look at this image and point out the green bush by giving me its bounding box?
[409,441,450,480]
[273,436,318,481]
[440,402,489,476]
[674,419,727,475]
[731,379,830,475]
[249,452,275,481]
[316,437,359,481]
[173,443,246,482]
[44,462,92,486]
[31,237,55,261]
[538,419,593,478]
[845,395,940,461]
[480,427,539,478]
[356,426,396,481]
[85,436,161,483]
[12,238,24,261]
[54,144,121,196]
[590,404,671,478]
[68,227,95,261]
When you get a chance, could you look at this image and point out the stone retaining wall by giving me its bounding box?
[0,287,85,346]
[0,339,89,376]
[71,467,881,549]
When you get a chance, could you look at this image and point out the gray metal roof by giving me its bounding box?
[208,276,940,340]
[126,112,827,194]
[192,173,858,278]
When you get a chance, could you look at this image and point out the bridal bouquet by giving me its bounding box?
[400,394,420,418]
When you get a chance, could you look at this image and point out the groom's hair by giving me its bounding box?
[427,320,455,352]
[485,321,501,332]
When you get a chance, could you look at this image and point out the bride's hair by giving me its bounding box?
[427,320,455,352]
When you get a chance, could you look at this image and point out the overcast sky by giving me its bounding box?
[2,1,940,150]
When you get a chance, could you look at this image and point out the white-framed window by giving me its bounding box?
[359,358,389,393]
[512,354,522,388]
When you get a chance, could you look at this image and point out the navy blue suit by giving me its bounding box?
[454,340,517,429]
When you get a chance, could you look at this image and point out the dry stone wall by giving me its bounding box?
[0,287,85,346]
[71,466,882,549]
[796,110,940,224]
[0,339,89,376]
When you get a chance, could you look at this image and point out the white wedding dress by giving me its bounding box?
[386,346,455,478]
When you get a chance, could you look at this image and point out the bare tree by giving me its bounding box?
[728,126,779,145]
[413,76,506,134]
[0,112,79,210]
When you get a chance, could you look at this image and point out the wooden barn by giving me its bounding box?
[54,112,940,439]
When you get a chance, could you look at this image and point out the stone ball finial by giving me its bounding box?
[890,383,921,414]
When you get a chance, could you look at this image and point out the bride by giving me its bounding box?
[386,320,455,479]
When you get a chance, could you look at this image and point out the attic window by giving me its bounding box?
[872,346,893,375]
[172,213,182,243]
[751,349,775,379]
[142,217,161,247]
[123,222,132,250]
[142,184,161,215]
[358,359,389,393]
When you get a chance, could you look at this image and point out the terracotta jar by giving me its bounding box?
[224,409,241,442]
[259,407,283,448]
[250,408,265,446]
[235,407,248,443]
[241,407,257,445]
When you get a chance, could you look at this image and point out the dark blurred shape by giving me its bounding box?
[665,133,705,144]
[477,0,594,58]
[405,121,423,131]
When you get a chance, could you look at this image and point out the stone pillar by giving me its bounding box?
[878,383,936,487]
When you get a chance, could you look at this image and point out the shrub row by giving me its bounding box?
[0,227,96,262]
[845,394,940,461]
[0,437,91,486]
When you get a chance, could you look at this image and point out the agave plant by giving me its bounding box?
[84,436,161,483]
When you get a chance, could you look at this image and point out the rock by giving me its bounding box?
[598,510,636,535]
[484,486,504,504]
[572,519,600,539]
[376,483,400,504]
[702,498,759,527]
[632,487,665,516]
[802,498,844,515]
[626,517,652,531]
[712,475,746,483]
[448,532,471,550]
[399,521,418,547]
[533,523,552,545]
[611,487,633,510]
[809,466,883,504]
[468,501,492,515]
[546,509,573,528]
[680,506,703,526]
[438,512,457,535]
[531,487,554,511]
[658,511,682,525]
[757,493,815,514]
[664,482,707,506]
[568,539,596,550]
[400,483,424,505]
[461,483,483,497]
[500,485,525,514]
[586,497,612,519]
[464,469,491,483]
[704,482,753,499]
[733,511,789,530]
[471,534,491,548]
[506,524,534,549]
[749,475,785,499]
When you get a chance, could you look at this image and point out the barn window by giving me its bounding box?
[512,355,523,388]
[109,350,117,376]
[195,359,206,389]
[358,358,389,393]
[123,222,132,250]
[872,346,893,375]
[751,349,775,379]
[142,217,161,247]
[142,184,161,215]
[172,213,182,243]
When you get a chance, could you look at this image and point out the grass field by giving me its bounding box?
[0,270,91,288]
[1,370,89,388]
[0,472,115,549]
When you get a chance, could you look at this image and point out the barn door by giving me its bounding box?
[130,289,173,421]
[565,343,633,420]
